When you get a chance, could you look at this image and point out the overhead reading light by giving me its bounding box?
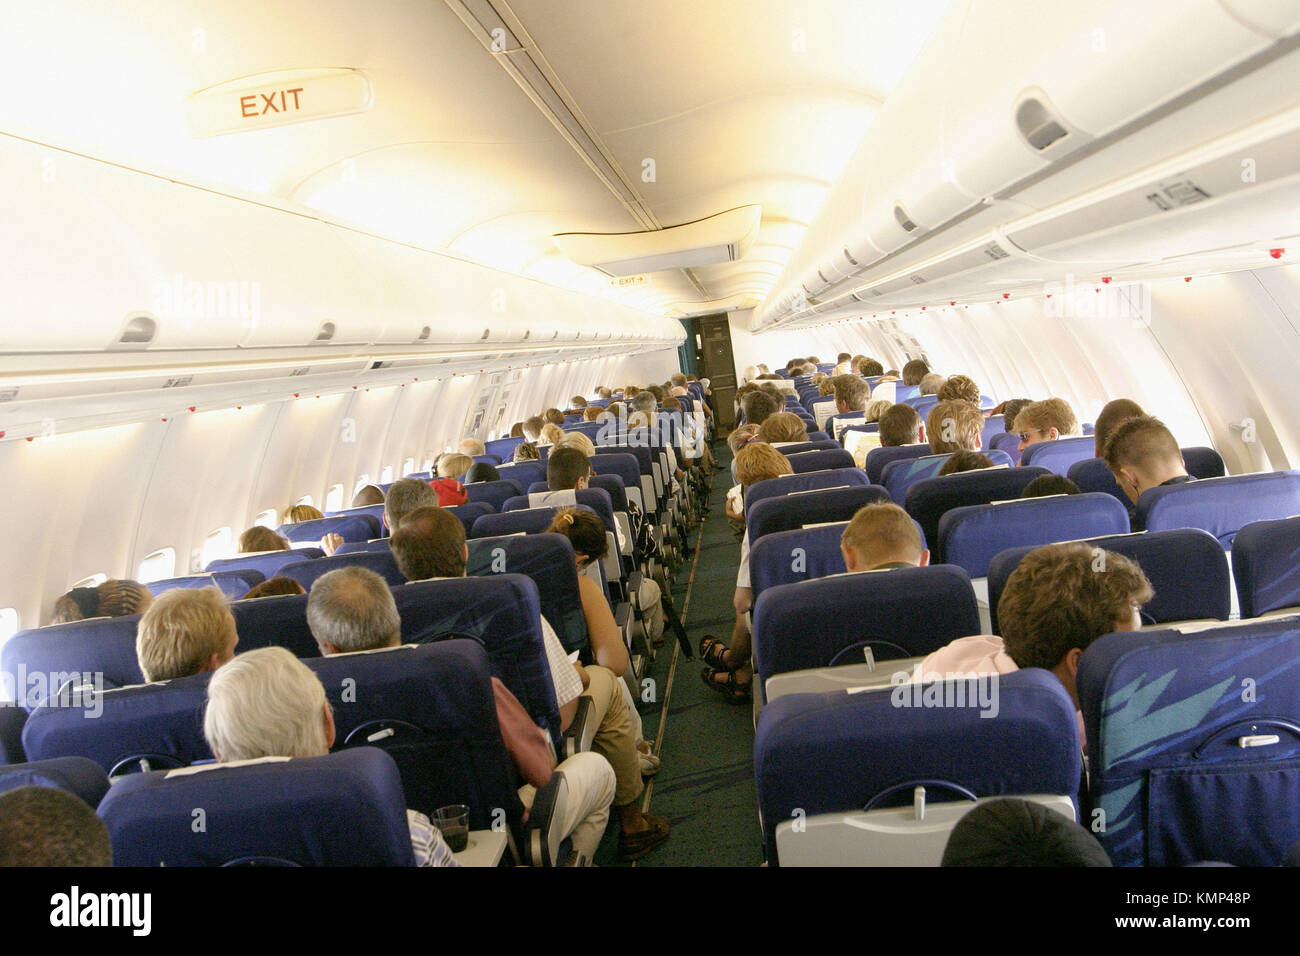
[185,68,373,138]
[553,205,761,278]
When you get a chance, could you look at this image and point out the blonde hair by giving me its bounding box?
[238,526,289,554]
[735,442,793,487]
[284,504,324,524]
[539,423,565,445]
[840,503,923,567]
[555,431,596,458]
[203,647,329,762]
[758,412,808,444]
[136,587,235,683]
[926,400,984,454]
[1016,398,1080,438]
[437,453,474,478]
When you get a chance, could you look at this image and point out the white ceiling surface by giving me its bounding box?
[0,0,947,319]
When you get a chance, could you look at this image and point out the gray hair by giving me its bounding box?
[204,647,329,762]
[919,373,947,396]
[306,566,400,654]
[631,391,657,414]
[385,478,438,528]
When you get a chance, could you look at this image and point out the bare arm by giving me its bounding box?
[578,574,629,676]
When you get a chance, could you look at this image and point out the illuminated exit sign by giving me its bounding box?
[185,68,372,137]
[609,274,649,287]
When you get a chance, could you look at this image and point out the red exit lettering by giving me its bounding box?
[239,87,305,119]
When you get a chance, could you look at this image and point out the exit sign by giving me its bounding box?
[186,68,372,137]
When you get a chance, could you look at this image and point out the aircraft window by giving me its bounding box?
[422,460,433,472]
[0,608,19,652]
[380,465,393,484]
[71,573,107,588]
[402,458,415,476]
[324,484,344,512]
[201,527,232,569]
[254,509,278,529]
[294,495,314,508]
[353,476,371,496]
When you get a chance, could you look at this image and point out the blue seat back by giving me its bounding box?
[0,756,109,807]
[864,444,932,485]
[146,571,262,601]
[464,479,525,512]
[1079,618,1300,866]
[484,436,524,462]
[905,464,1051,552]
[881,453,950,505]
[467,534,587,655]
[206,548,324,577]
[754,669,1080,864]
[334,539,391,556]
[324,504,388,534]
[1067,457,1126,502]
[987,528,1230,634]
[980,415,1005,452]
[1232,516,1300,618]
[1181,446,1227,480]
[99,748,415,867]
[495,462,546,490]
[784,448,855,475]
[752,565,981,688]
[904,395,940,419]
[750,524,850,600]
[230,593,322,659]
[506,488,616,536]
[773,440,838,456]
[1140,471,1300,548]
[278,514,381,545]
[746,485,890,544]
[590,453,642,496]
[588,474,629,514]
[1020,436,1098,475]
[745,468,870,511]
[472,506,596,539]
[442,502,495,535]
[279,550,406,589]
[3,615,145,694]
[988,432,1022,465]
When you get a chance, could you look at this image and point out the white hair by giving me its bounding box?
[204,647,329,762]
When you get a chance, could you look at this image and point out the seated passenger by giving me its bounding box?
[522,416,545,442]
[553,431,596,458]
[878,403,925,448]
[304,565,616,864]
[1093,398,1145,457]
[861,358,885,378]
[384,477,439,533]
[1020,475,1082,498]
[202,646,458,867]
[457,438,486,459]
[48,578,153,626]
[583,405,604,422]
[740,390,779,429]
[1102,415,1192,530]
[927,400,984,454]
[509,421,526,439]
[919,372,946,396]
[828,375,870,432]
[941,798,1112,867]
[839,502,930,571]
[513,442,540,462]
[937,374,981,406]
[539,423,565,447]
[282,504,342,556]
[1015,397,1081,456]
[238,525,290,553]
[0,786,112,866]
[758,411,808,445]
[937,450,994,476]
[463,462,500,484]
[992,398,1034,433]
[431,454,471,506]
[902,359,930,387]
[351,484,385,508]
[389,508,670,859]
[915,542,1153,719]
[543,409,566,428]
[241,576,306,600]
[136,587,238,682]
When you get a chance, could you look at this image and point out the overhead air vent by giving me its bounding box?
[290,366,311,376]
[893,202,918,233]
[113,312,158,348]
[370,361,392,370]
[983,242,1011,261]
[1015,96,1070,152]
[909,274,927,285]
[162,375,193,389]
[416,326,431,341]
[842,247,860,267]
[0,388,19,402]
[314,321,336,343]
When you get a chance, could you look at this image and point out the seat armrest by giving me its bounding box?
[559,695,595,759]
[519,769,576,867]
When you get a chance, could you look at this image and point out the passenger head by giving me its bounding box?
[740,390,779,427]
[548,446,592,491]
[597,386,612,398]
[0,787,112,867]
[998,542,1153,706]
[49,579,152,626]
[671,373,687,388]
[436,453,473,480]
[390,506,467,581]
[539,423,565,446]
[241,576,306,600]
[839,503,929,571]
[464,461,500,484]
[351,484,385,508]
[48,588,103,626]
[861,358,884,378]
[1093,398,1146,457]
[758,412,808,444]
[306,566,400,655]
[555,431,595,458]
[902,359,930,387]
[512,441,540,462]
[1020,475,1082,499]
[583,405,604,422]
[937,451,994,476]
[569,395,587,411]
[937,374,980,406]
[509,421,525,439]
[136,587,238,683]
[927,400,984,454]
[284,504,324,525]
[878,403,924,447]
[836,352,852,365]
[942,798,1111,868]
[833,375,870,414]
[203,647,332,762]
[864,399,893,423]
[734,443,793,489]
[543,408,566,427]
[727,424,761,455]
[999,398,1034,434]
[1103,415,1187,505]
[919,373,946,396]
[631,392,658,415]
[522,416,544,442]
[238,525,290,554]
[384,477,438,531]
[458,438,486,458]
[1015,398,1080,454]
[547,507,608,569]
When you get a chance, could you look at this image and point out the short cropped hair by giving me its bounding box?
[832,375,870,412]
[631,391,658,414]
[902,359,930,387]
[238,525,289,553]
[1093,399,1146,454]
[998,543,1153,670]
[938,374,980,405]
[523,416,544,441]
[758,412,808,444]
[919,373,946,395]
[384,478,438,528]
[999,398,1034,433]
[1103,415,1182,473]
[942,798,1111,867]
[1016,398,1080,438]
[0,787,111,867]
[927,400,984,453]
[878,404,923,447]
[548,446,592,491]
[437,453,474,479]
[547,507,608,563]
[840,502,923,566]
[734,443,793,487]
[740,391,779,427]
[1020,475,1081,498]
[459,438,486,458]
[352,484,385,508]
[861,359,884,378]
[204,647,329,762]
[306,566,400,654]
[390,507,466,581]
[137,587,235,682]
[937,451,993,476]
